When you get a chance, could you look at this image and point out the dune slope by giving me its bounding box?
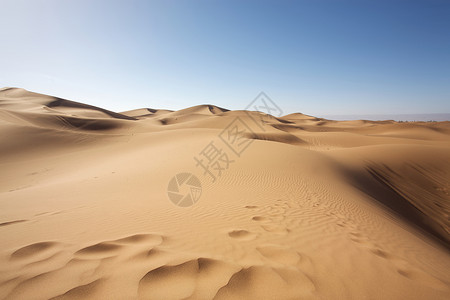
[0,88,449,300]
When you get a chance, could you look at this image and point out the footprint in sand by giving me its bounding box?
[345,231,448,290]
[244,205,258,209]
[348,232,373,246]
[257,244,301,265]
[251,216,270,222]
[228,230,257,241]
[347,231,391,258]
[336,219,357,230]
[369,247,393,259]
[260,224,290,235]
[394,263,447,290]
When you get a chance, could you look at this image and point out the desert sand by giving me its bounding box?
[0,87,449,299]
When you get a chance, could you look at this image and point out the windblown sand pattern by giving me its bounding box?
[0,88,449,299]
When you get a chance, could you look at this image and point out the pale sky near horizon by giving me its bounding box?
[1,0,449,117]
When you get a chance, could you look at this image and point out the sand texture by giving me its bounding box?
[1,88,449,299]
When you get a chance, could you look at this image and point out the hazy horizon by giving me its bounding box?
[1,0,449,117]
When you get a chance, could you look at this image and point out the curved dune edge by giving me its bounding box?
[1,234,320,299]
[1,88,450,299]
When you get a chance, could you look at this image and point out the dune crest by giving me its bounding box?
[1,88,449,299]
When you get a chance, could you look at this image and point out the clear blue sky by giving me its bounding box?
[1,0,449,116]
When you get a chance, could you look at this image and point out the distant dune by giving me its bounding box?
[321,113,450,122]
[0,88,449,299]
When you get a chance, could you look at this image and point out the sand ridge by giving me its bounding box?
[0,88,449,299]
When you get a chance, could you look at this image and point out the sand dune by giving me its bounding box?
[0,88,449,299]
